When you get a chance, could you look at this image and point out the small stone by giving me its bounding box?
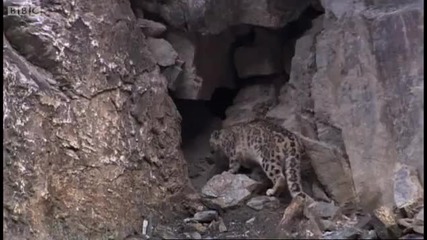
[153,225,177,239]
[246,195,280,211]
[319,219,336,231]
[184,222,207,233]
[322,227,360,239]
[246,217,256,225]
[184,210,218,223]
[218,217,227,233]
[192,232,202,239]
[193,210,219,223]
[185,232,201,239]
[11,215,19,222]
[142,219,149,235]
[208,220,218,231]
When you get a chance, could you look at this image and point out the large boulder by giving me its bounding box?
[269,0,423,208]
[201,172,259,209]
[3,0,192,239]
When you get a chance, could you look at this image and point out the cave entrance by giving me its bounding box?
[173,87,238,190]
[170,4,324,190]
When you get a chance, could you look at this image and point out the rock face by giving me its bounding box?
[315,0,423,207]
[133,0,313,34]
[267,0,423,208]
[3,1,191,239]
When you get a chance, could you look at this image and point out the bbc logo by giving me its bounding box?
[4,6,41,16]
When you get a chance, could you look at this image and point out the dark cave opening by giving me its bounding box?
[206,87,239,120]
[174,3,325,125]
[170,3,325,190]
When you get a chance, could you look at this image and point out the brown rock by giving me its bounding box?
[3,1,191,239]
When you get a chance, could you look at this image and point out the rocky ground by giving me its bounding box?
[141,124,425,239]
[180,117,290,239]
[150,111,425,239]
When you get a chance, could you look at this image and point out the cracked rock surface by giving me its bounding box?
[3,0,193,239]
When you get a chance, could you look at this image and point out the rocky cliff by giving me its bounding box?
[4,0,193,239]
